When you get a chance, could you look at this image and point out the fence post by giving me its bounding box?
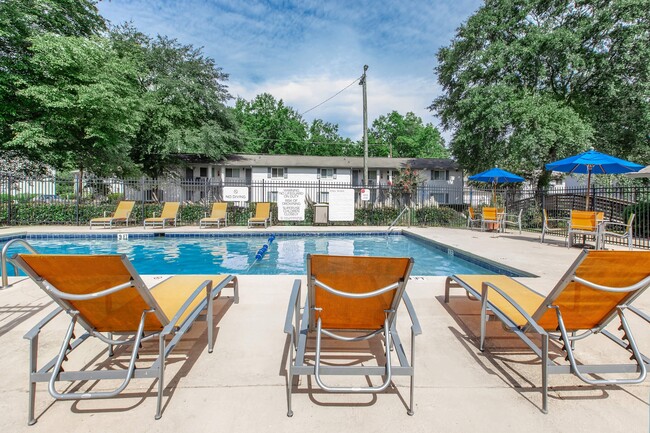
[141,177,146,223]
[74,174,80,226]
[6,175,12,226]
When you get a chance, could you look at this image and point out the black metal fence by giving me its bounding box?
[1,175,649,248]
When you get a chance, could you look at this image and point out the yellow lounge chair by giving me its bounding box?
[444,250,650,413]
[284,254,420,416]
[14,253,239,424]
[89,201,135,229]
[248,202,271,228]
[200,202,228,228]
[143,202,179,229]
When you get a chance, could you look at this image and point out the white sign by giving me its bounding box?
[360,188,370,201]
[328,188,355,221]
[277,188,306,221]
[223,186,249,202]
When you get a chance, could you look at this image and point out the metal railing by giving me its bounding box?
[1,174,649,248]
[1,239,38,288]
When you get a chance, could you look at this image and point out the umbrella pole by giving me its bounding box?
[585,166,592,210]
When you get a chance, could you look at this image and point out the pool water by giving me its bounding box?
[3,234,498,276]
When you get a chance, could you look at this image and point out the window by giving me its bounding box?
[199,167,208,177]
[431,193,449,204]
[268,191,278,202]
[319,168,337,179]
[269,167,286,179]
[432,170,449,181]
[225,168,240,178]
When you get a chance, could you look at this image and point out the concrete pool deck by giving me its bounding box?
[0,225,648,432]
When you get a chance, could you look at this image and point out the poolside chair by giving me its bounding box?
[467,207,481,230]
[200,202,228,228]
[14,253,239,425]
[89,201,135,229]
[540,209,567,244]
[567,210,604,249]
[284,254,420,416]
[444,250,650,413]
[248,202,271,228]
[480,207,504,232]
[503,208,523,234]
[143,202,180,229]
[600,213,635,250]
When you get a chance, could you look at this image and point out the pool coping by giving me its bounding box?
[0,229,535,278]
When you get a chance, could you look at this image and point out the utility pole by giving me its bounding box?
[360,65,368,186]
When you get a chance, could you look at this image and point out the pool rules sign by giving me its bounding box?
[277,188,306,221]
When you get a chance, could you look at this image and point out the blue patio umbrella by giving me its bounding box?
[546,149,643,209]
[468,167,525,204]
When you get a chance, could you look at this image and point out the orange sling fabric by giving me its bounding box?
[20,254,164,332]
[535,251,650,331]
[310,255,410,330]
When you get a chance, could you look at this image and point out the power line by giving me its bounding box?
[301,75,362,116]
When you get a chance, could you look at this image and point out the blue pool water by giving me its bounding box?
[2,233,507,276]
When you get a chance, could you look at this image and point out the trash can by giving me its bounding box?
[313,203,328,225]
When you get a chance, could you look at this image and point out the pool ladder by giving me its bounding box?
[1,239,38,288]
[387,206,411,232]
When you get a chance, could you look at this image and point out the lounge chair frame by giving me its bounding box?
[248,202,272,228]
[540,209,566,244]
[89,201,135,229]
[14,254,239,425]
[284,255,421,417]
[200,203,228,228]
[444,250,650,413]
[143,202,179,229]
[600,213,635,250]
[467,207,482,230]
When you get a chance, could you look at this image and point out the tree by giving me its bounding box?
[110,25,242,177]
[305,119,357,156]
[432,0,649,187]
[233,94,308,155]
[369,111,448,158]
[8,34,143,178]
[0,0,106,150]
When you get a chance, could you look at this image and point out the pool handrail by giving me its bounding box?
[1,239,38,288]
[388,206,410,231]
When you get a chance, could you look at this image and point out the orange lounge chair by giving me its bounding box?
[200,202,228,228]
[444,250,650,413]
[15,253,239,424]
[89,201,135,229]
[284,254,420,416]
[143,202,180,229]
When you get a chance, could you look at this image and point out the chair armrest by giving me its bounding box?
[481,281,546,335]
[401,291,422,336]
[284,279,302,335]
[23,306,64,340]
[601,221,628,231]
[103,211,110,217]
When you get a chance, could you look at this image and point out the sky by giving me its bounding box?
[97,0,484,141]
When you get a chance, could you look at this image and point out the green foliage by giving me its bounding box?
[414,206,463,226]
[624,201,650,238]
[9,34,142,176]
[369,111,448,158]
[110,25,242,177]
[433,0,649,187]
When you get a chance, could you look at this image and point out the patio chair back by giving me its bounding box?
[468,207,477,220]
[210,202,227,218]
[18,254,166,332]
[307,254,413,330]
[160,202,180,219]
[533,251,650,331]
[482,207,498,220]
[113,201,135,219]
[570,210,603,231]
[254,202,270,219]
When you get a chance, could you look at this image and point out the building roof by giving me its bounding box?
[179,153,459,170]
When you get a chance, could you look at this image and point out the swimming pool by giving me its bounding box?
[1,232,526,277]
